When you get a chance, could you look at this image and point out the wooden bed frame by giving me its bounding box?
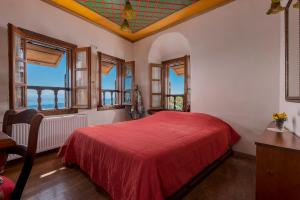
[167,148,233,200]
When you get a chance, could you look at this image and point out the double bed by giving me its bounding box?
[59,111,240,200]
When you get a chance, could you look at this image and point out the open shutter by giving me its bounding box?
[73,47,91,109]
[8,24,27,110]
[150,63,164,109]
[185,55,191,111]
[122,61,135,105]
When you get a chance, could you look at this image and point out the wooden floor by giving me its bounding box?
[4,152,255,200]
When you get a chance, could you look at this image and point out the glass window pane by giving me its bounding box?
[58,90,66,109]
[76,70,88,87]
[76,89,88,105]
[15,34,25,60]
[102,64,117,90]
[27,89,38,109]
[124,78,132,90]
[76,51,87,69]
[15,87,25,108]
[124,65,133,90]
[102,90,117,106]
[166,96,184,111]
[152,81,161,93]
[123,91,131,104]
[168,66,184,95]
[152,95,161,108]
[15,61,25,83]
[125,65,132,77]
[41,90,54,110]
[152,67,161,79]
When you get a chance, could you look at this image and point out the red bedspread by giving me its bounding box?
[59,111,240,200]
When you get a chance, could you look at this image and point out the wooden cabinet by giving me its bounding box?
[255,124,300,200]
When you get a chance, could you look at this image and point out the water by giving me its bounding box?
[27,95,66,110]
[27,96,116,109]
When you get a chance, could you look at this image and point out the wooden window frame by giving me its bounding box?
[8,23,93,115]
[122,61,135,106]
[149,63,164,109]
[8,24,28,110]
[73,47,92,109]
[97,53,135,110]
[150,55,190,112]
[97,52,124,110]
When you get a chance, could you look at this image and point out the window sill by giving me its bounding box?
[39,108,78,116]
[97,105,126,111]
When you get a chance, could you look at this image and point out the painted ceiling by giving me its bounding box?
[44,0,233,42]
[76,0,198,33]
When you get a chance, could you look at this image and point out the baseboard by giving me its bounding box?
[233,150,256,160]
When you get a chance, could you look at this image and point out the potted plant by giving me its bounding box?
[272,112,288,130]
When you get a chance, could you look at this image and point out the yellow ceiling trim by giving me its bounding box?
[43,0,233,42]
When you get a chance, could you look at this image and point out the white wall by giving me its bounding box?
[0,0,133,125]
[133,0,281,155]
[148,32,191,63]
[279,0,300,137]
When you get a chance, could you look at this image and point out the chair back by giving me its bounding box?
[2,109,39,136]
[2,109,44,199]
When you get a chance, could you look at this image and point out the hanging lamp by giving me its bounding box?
[121,19,131,32]
[122,0,136,20]
[266,0,285,15]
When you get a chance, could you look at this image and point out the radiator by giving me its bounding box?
[8,114,88,160]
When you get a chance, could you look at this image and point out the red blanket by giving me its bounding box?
[59,111,240,200]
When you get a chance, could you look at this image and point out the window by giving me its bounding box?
[8,24,92,115]
[73,47,92,109]
[26,43,69,110]
[98,52,135,109]
[122,61,135,105]
[150,56,190,112]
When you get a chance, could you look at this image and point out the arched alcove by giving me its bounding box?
[147,32,191,111]
[148,32,191,63]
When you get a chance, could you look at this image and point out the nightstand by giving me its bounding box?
[255,123,300,200]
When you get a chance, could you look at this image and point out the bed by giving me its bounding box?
[59,111,240,200]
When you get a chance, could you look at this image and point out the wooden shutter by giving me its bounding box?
[98,52,102,107]
[149,63,164,109]
[8,23,28,110]
[122,61,135,105]
[73,47,91,109]
[184,55,191,112]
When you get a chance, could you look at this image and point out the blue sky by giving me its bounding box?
[27,53,67,87]
[102,66,117,90]
[169,68,184,94]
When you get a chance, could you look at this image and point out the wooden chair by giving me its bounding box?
[1,109,44,200]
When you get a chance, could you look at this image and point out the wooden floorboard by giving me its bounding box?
[4,151,255,200]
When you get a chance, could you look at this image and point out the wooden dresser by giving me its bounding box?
[255,123,300,200]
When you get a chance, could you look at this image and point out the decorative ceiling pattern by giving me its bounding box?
[44,0,233,42]
[76,0,198,33]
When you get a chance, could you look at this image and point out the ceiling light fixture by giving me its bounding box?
[293,1,300,8]
[266,0,285,15]
[122,0,136,20]
[121,19,131,32]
